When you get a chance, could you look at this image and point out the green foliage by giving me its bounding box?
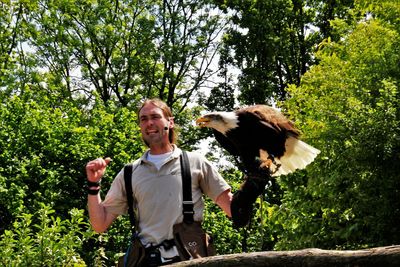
[212,0,356,106]
[278,14,400,249]
[0,88,145,265]
[357,0,400,31]
[0,89,143,218]
[13,0,225,109]
[0,204,89,266]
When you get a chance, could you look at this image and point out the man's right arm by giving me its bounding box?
[87,194,118,233]
[86,157,117,233]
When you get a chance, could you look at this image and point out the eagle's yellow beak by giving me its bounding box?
[196,117,210,127]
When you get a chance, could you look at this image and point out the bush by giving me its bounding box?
[0,204,89,266]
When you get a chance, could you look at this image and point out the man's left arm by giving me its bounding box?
[215,189,233,218]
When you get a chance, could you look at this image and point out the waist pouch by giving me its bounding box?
[117,236,146,267]
[173,222,216,260]
[118,237,180,267]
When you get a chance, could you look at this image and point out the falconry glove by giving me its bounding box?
[230,168,270,228]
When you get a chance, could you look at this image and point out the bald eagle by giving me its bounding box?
[196,105,320,176]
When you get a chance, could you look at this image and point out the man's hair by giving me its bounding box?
[138,98,178,144]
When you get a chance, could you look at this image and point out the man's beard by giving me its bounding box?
[142,131,163,147]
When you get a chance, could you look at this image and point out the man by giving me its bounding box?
[86,98,267,265]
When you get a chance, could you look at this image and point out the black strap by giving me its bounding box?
[124,164,136,236]
[180,150,194,223]
[87,180,101,187]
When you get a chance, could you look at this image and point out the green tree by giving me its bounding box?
[309,0,356,40]
[210,0,357,107]
[18,0,225,110]
[0,0,35,95]
[278,3,400,249]
[0,0,19,76]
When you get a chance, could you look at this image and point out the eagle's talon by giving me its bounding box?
[259,159,273,170]
[258,155,281,175]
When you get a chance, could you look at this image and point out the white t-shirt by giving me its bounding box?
[147,151,173,170]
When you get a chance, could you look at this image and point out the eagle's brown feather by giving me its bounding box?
[239,105,300,137]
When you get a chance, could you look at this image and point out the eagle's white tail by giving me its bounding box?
[272,137,320,177]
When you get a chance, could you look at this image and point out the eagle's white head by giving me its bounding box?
[196,112,239,135]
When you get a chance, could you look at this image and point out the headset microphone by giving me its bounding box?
[164,119,170,130]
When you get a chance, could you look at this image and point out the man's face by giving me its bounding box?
[139,103,171,146]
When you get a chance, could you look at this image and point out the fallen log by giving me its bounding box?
[171,245,400,267]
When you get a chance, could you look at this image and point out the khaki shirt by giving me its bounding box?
[102,146,230,245]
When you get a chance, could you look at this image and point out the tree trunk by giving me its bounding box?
[171,245,400,267]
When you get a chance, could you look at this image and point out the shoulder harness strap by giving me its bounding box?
[124,163,137,236]
[180,150,194,224]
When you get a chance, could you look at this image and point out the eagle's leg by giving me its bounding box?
[231,172,269,228]
[259,149,281,175]
[231,153,272,228]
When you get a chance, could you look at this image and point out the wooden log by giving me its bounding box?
[171,245,400,267]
